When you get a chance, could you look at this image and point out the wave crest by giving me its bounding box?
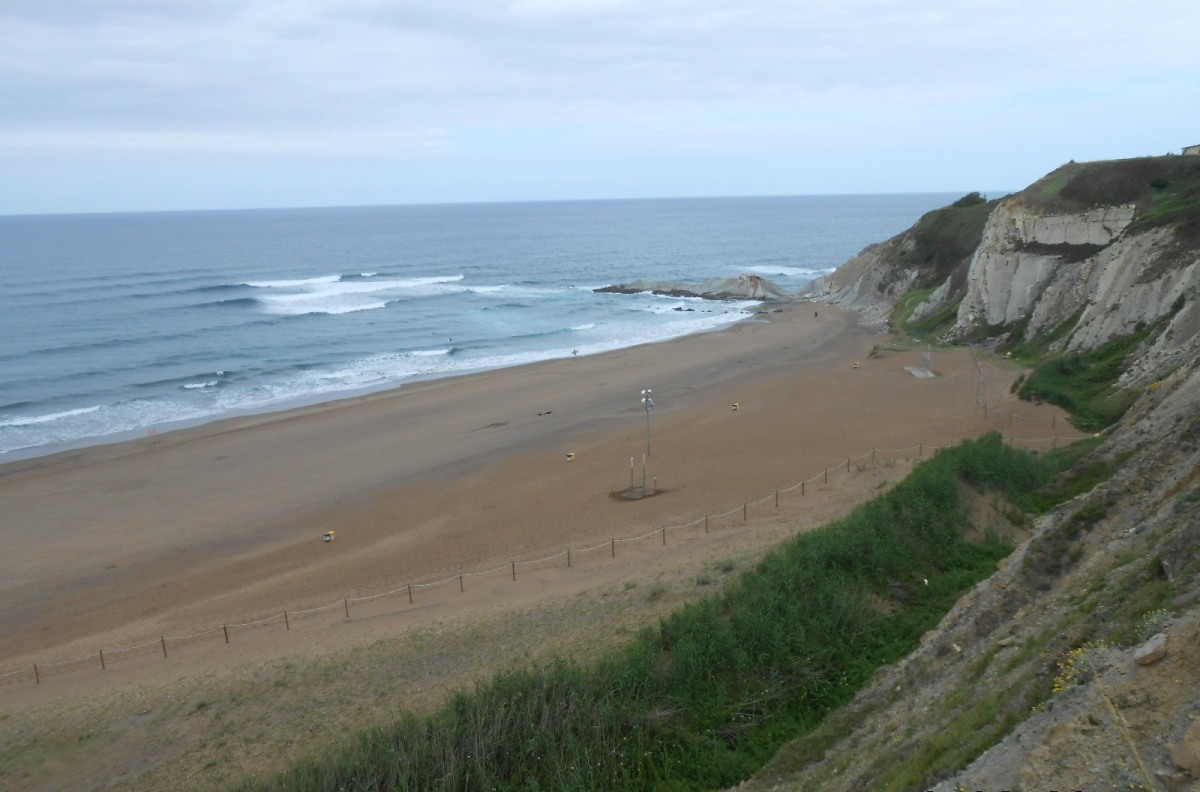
[238,273,465,315]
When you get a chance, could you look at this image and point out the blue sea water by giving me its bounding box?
[0,195,955,460]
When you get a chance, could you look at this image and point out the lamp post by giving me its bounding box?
[641,388,654,494]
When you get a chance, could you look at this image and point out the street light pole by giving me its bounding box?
[641,388,654,494]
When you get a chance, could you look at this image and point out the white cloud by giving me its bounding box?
[1,0,1198,212]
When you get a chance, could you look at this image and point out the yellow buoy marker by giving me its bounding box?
[731,403,739,411]
[565,452,575,461]
[323,530,336,543]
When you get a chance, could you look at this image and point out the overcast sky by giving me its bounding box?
[2,0,1198,215]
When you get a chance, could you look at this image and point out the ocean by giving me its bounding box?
[0,194,956,461]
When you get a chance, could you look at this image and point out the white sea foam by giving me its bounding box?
[643,298,708,315]
[243,274,342,288]
[746,264,833,278]
[3,195,952,462]
[1,405,101,427]
[463,283,565,299]
[249,274,465,315]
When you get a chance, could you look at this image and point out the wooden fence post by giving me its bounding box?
[459,574,464,592]
[407,584,413,604]
[223,625,230,644]
[33,664,39,684]
[99,650,106,670]
[161,637,168,658]
[284,611,290,631]
[343,598,349,619]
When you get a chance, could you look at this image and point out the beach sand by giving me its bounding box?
[0,304,1067,706]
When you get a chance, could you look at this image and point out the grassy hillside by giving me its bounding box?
[1024,155,1200,241]
[884,192,997,293]
[241,435,1082,792]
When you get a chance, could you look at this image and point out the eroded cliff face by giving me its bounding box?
[811,163,1200,387]
[805,239,921,328]
[745,159,1200,792]
[943,199,1199,375]
[950,202,1135,329]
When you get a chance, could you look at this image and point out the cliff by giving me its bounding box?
[809,158,1200,384]
[739,157,1200,792]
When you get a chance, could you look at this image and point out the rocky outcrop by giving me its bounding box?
[596,273,792,301]
[810,158,1200,390]
[731,157,1200,792]
[801,241,916,328]
[945,201,1200,376]
[804,193,996,329]
[949,203,1135,329]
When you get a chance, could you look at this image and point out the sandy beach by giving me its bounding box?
[0,303,1067,706]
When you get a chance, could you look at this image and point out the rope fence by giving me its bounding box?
[1,421,1091,690]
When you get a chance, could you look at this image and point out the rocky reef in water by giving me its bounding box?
[595,272,793,301]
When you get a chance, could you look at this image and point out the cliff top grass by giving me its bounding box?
[1024,155,1200,241]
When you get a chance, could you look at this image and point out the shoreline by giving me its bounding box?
[0,301,1068,700]
[0,300,771,467]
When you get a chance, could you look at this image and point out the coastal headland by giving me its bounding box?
[0,303,1065,706]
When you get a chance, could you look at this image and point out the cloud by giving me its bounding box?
[1,0,1198,212]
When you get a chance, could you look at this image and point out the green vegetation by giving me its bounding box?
[1027,156,1200,242]
[905,300,961,340]
[887,192,998,291]
[1001,310,1084,363]
[1014,436,1130,515]
[890,287,936,331]
[242,434,1044,792]
[1017,326,1155,431]
[875,686,1026,792]
[890,287,961,342]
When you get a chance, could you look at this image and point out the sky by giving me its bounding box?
[1,0,1198,215]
